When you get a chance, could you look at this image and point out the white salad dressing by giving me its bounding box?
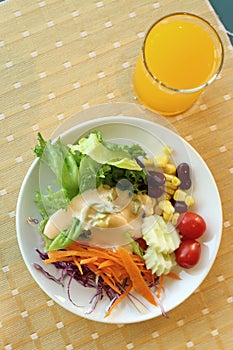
[43,186,155,247]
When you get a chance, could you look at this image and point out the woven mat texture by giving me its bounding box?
[0,0,233,349]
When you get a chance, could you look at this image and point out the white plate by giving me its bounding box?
[16,114,222,324]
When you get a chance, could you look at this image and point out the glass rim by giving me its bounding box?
[142,12,224,93]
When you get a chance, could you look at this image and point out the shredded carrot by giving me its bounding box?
[104,282,133,318]
[73,256,83,275]
[42,242,180,316]
[166,272,182,280]
[80,257,98,265]
[98,260,114,269]
[156,274,164,299]
[85,263,100,275]
[47,250,83,258]
[117,247,157,307]
[44,256,73,264]
[100,273,121,294]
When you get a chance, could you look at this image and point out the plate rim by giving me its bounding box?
[16,115,223,324]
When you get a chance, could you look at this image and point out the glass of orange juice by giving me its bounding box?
[133,13,224,116]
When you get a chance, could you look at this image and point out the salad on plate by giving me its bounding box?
[31,130,207,318]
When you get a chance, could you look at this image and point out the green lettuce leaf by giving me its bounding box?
[46,217,83,251]
[102,139,146,159]
[70,132,145,170]
[34,133,79,199]
[35,187,69,217]
[78,156,147,194]
[78,155,102,193]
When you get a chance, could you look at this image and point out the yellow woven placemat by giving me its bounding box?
[0,0,233,349]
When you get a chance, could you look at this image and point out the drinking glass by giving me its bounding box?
[133,13,224,116]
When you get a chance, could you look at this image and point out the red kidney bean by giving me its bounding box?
[148,186,164,198]
[147,171,166,186]
[179,178,192,190]
[177,163,191,190]
[177,163,190,177]
[174,201,188,213]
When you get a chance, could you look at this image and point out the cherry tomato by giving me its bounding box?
[177,212,206,239]
[175,239,201,269]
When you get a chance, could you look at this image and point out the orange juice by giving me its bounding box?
[133,13,223,116]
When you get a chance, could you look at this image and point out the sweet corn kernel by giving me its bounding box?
[144,158,154,168]
[164,174,181,187]
[172,177,181,187]
[164,163,176,175]
[185,195,195,207]
[163,146,173,155]
[164,193,172,200]
[165,186,175,195]
[164,174,173,181]
[154,205,162,216]
[158,193,171,201]
[171,212,180,226]
[163,211,174,221]
[173,189,187,201]
[154,154,168,168]
[165,180,178,190]
[158,200,175,215]
[158,199,168,210]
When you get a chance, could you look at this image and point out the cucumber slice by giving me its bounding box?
[144,247,176,276]
[142,215,180,254]
[142,215,180,275]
